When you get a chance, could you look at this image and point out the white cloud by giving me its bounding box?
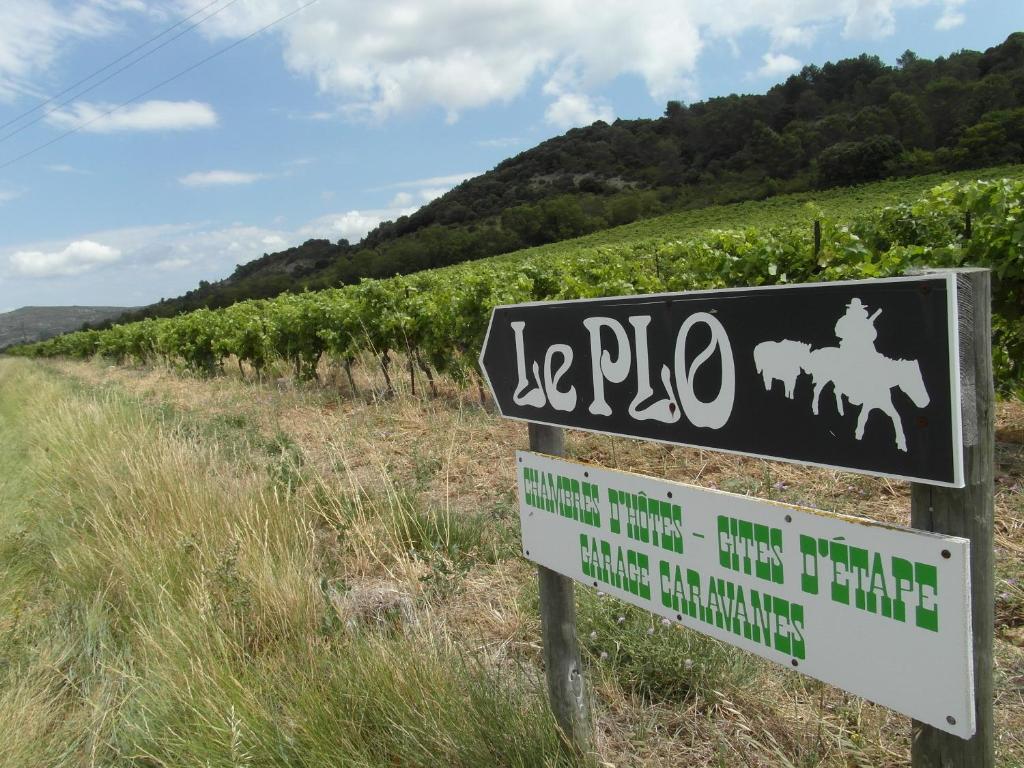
[0,189,22,204]
[10,240,121,277]
[383,172,480,190]
[842,0,897,39]
[755,52,802,79]
[0,1,129,102]
[416,187,449,203]
[476,137,521,148]
[179,170,268,187]
[0,222,298,307]
[378,171,479,206]
[180,1,946,123]
[389,186,451,207]
[770,25,818,49]
[154,257,191,271]
[46,100,218,133]
[544,92,614,129]
[180,0,701,119]
[45,163,89,174]
[935,0,966,29]
[300,207,416,243]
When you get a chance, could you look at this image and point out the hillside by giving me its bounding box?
[482,164,1024,265]
[0,306,133,350]
[110,32,1024,325]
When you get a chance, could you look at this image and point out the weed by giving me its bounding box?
[575,587,758,703]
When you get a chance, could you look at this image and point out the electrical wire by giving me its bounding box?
[0,0,224,133]
[0,0,244,145]
[0,0,319,172]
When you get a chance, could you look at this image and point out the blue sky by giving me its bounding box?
[0,0,1020,311]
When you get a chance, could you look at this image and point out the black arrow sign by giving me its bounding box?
[479,275,963,486]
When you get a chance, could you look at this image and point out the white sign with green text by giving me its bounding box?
[517,451,974,737]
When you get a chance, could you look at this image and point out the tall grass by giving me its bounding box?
[0,359,581,767]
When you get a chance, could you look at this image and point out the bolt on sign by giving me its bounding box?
[480,275,964,486]
[517,451,974,737]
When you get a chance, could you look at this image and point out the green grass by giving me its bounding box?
[0,359,583,768]
[574,588,760,704]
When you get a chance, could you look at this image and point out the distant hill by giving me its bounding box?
[0,306,134,350]
[109,31,1024,326]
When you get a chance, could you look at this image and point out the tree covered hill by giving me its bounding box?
[117,32,1024,325]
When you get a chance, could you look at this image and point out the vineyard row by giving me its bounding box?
[9,179,1023,394]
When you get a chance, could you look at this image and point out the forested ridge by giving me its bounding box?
[112,32,1024,325]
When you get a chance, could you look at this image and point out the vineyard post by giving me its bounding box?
[910,268,994,768]
[528,422,593,755]
[405,286,416,395]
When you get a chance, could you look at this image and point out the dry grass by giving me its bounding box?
[0,360,576,768]
[30,355,1024,766]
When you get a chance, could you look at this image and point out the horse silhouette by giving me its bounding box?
[753,339,929,452]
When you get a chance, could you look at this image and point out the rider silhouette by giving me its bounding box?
[834,297,881,355]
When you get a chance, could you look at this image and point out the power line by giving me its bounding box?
[0,0,224,133]
[0,0,244,146]
[0,0,319,172]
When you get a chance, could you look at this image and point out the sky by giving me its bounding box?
[0,0,1021,312]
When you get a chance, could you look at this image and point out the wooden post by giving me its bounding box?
[910,268,994,767]
[813,219,822,258]
[529,422,593,755]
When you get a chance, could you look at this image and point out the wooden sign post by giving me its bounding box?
[478,271,995,763]
[529,422,593,754]
[910,269,994,768]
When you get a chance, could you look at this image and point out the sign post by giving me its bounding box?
[529,422,593,754]
[479,272,994,764]
[910,269,994,768]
